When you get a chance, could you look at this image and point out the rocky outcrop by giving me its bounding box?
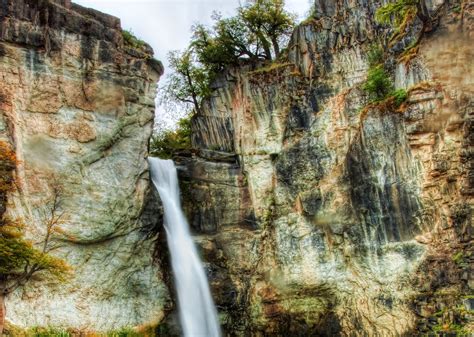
[0,0,167,331]
[181,0,473,335]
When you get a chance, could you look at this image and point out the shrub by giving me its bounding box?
[149,116,192,159]
[362,66,394,101]
[122,29,146,49]
[391,88,408,107]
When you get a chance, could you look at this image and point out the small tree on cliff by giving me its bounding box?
[239,0,296,59]
[0,142,70,334]
[160,49,212,115]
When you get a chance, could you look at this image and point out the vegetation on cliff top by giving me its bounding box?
[122,29,146,49]
[159,0,296,116]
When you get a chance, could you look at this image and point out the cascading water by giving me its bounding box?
[149,158,221,337]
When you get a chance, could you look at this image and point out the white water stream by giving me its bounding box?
[149,158,221,337]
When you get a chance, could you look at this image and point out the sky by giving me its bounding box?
[73,0,312,131]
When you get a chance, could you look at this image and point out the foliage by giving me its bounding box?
[361,44,408,109]
[452,251,464,265]
[159,0,296,115]
[160,50,212,114]
[239,0,296,59]
[29,327,71,337]
[374,0,429,45]
[391,88,408,107]
[150,117,192,159]
[375,0,419,28]
[122,29,146,49]
[362,66,394,101]
[0,141,71,300]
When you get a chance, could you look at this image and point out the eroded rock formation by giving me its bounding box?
[179,0,473,335]
[0,0,167,331]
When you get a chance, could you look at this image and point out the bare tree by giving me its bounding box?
[0,175,70,334]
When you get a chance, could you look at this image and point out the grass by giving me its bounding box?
[247,62,294,75]
[122,29,146,49]
[28,327,71,337]
[452,251,464,265]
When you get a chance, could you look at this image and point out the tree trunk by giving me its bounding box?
[0,293,5,336]
[271,35,280,59]
[257,31,273,60]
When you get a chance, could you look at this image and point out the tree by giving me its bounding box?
[362,65,394,101]
[160,50,212,115]
[150,116,192,159]
[0,141,70,334]
[239,0,296,59]
[159,0,296,119]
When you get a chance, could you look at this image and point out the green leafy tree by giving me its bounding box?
[362,66,394,101]
[0,142,71,334]
[160,50,212,115]
[150,117,192,159]
[239,0,296,59]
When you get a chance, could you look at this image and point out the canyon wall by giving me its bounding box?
[0,0,168,331]
[181,0,473,335]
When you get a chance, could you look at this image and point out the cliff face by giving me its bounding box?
[0,0,167,331]
[182,0,473,335]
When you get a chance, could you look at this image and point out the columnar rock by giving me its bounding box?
[0,0,168,331]
[182,0,473,335]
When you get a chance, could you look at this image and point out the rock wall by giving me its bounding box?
[0,0,168,331]
[182,0,473,335]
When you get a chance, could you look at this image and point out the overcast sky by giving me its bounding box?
[73,0,312,130]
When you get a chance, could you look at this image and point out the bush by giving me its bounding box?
[122,29,146,49]
[362,66,394,101]
[391,88,408,107]
[150,117,192,159]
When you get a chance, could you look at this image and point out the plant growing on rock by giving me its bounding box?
[362,43,408,108]
[0,141,71,334]
[375,0,432,45]
[362,66,394,101]
[150,116,192,159]
[159,0,296,116]
[122,29,146,49]
[160,50,212,115]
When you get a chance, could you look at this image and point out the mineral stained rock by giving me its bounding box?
[180,0,473,335]
[0,0,168,331]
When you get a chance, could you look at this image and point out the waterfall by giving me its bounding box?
[149,158,221,337]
